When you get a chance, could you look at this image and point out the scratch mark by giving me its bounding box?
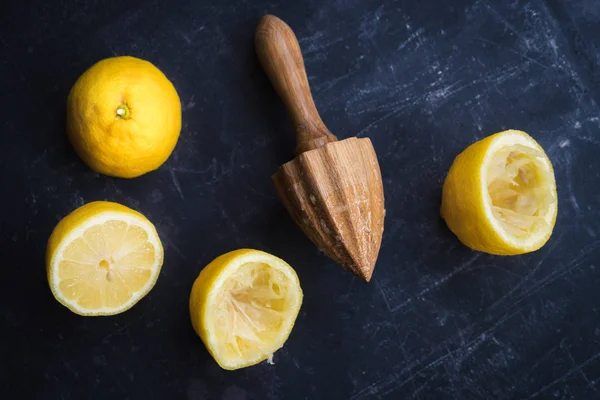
[102,311,149,342]
[480,0,529,46]
[351,90,420,117]
[390,253,481,312]
[487,264,520,278]
[397,28,425,51]
[181,25,205,44]
[587,227,596,238]
[240,179,271,199]
[313,70,359,98]
[30,144,61,168]
[526,346,559,377]
[425,62,531,111]
[161,234,186,260]
[385,309,520,396]
[61,359,77,377]
[524,350,600,399]
[352,309,521,399]
[580,135,600,146]
[377,282,392,312]
[559,139,570,148]
[349,372,401,400]
[300,32,344,55]
[220,206,238,236]
[184,94,196,111]
[560,151,581,215]
[358,5,385,40]
[560,338,598,392]
[476,38,549,68]
[169,167,184,200]
[355,100,421,137]
[487,232,563,310]
[461,63,532,107]
[411,372,438,399]
[512,239,600,308]
[172,161,215,175]
[570,195,581,215]
[425,80,465,106]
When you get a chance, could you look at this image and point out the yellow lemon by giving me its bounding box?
[190,249,303,370]
[67,56,181,178]
[47,201,164,316]
[441,130,557,255]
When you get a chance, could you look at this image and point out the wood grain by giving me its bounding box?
[255,15,338,156]
[273,138,385,281]
[256,15,385,281]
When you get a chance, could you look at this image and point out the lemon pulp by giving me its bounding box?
[487,144,556,239]
[190,249,302,370]
[58,221,156,310]
[214,262,293,362]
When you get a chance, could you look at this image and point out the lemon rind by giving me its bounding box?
[49,211,163,316]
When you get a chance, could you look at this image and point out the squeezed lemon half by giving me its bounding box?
[441,130,557,255]
[46,201,164,315]
[189,249,303,370]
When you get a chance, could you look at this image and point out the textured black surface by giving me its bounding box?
[2,0,600,399]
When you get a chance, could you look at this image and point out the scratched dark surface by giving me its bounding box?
[1,0,600,399]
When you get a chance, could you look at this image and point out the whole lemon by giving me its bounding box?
[67,56,181,178]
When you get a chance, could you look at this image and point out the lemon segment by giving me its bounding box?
[47,202,164,316]
[190,249,303,370]
[441,130,557,255]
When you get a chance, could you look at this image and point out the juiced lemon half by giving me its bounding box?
[190,249,303,370]
[441,130,557,255]
[46,201,163,316]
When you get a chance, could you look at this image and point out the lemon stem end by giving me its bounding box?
[116,104,131,119]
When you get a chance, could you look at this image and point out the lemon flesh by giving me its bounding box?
[190,249,302,370]
[47,202,164,316]
[441,130,557,255]
[487,144,554,238]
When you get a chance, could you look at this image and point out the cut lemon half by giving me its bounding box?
[46,201,164,316]
[189,249,303,370]
[441,130,557,255]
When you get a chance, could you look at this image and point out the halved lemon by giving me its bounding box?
[189,249,303,370]
[441,130,557,255]
[46,201,164,316]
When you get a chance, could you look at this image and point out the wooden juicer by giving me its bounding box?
[255,15,385,282]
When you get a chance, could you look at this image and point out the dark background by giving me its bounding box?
[1,0,600,399]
